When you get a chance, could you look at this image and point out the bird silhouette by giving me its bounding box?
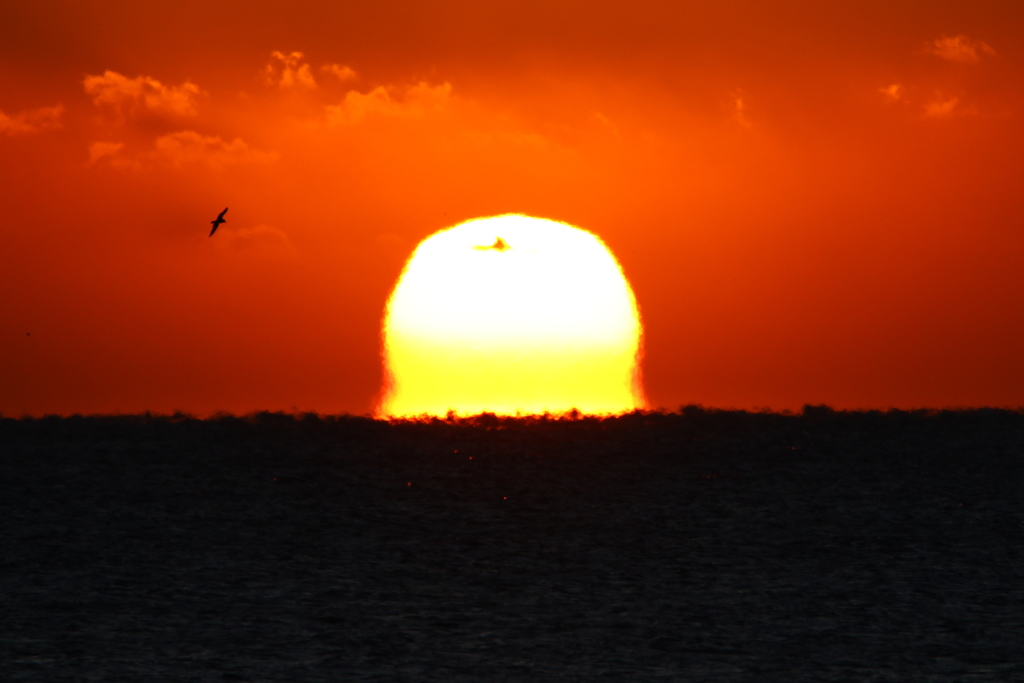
[474,237,510,251]
[209,207,228,237]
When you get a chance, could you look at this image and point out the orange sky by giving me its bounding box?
[2,0,1022,416]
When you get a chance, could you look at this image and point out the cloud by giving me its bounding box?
[263,51,317,89]
[589,111,619,136]
[322,64,357,83]
[216,224,295,257]
[325,81,452,124]
[927,35,995,64]
[88,141,126,164]
[732,91,752,128]
[91,131,277,169]
[152,131,278,168]
[879,83,903,102]
[0,105,63,135]
[84,71,201,118]
[924,96,960,118]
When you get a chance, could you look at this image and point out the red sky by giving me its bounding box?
[2,0,1022,416]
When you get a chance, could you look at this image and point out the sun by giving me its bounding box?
[378,214,646,418]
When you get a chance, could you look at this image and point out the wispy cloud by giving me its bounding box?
[589,111,618,135]
[87,141,127,165]
[322,64,357,83]
[89,131,277,170]
[732,91,752,128]
[263,51,317,89]
[325,82,452,124]
[0,105,63,135]
[152,131,278,169]
[216,224,296,257]
[879,83,903,102]
[84,71,201,118]
[927,35,995,64]
[924,96,960,118]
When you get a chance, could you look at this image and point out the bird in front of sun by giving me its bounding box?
[209,207,228,237]
[474,236,510,251]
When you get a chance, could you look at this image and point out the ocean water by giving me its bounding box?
[3,409,1023,681]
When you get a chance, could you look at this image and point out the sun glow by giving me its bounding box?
[379,214,646,417]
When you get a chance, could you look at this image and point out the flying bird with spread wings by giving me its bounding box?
[209,207,228,237]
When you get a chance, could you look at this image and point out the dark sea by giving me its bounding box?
[3,409,1022,682]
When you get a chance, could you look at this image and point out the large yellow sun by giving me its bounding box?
[378,214,646,418]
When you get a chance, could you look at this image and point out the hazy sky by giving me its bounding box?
[2,0,1022,415]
